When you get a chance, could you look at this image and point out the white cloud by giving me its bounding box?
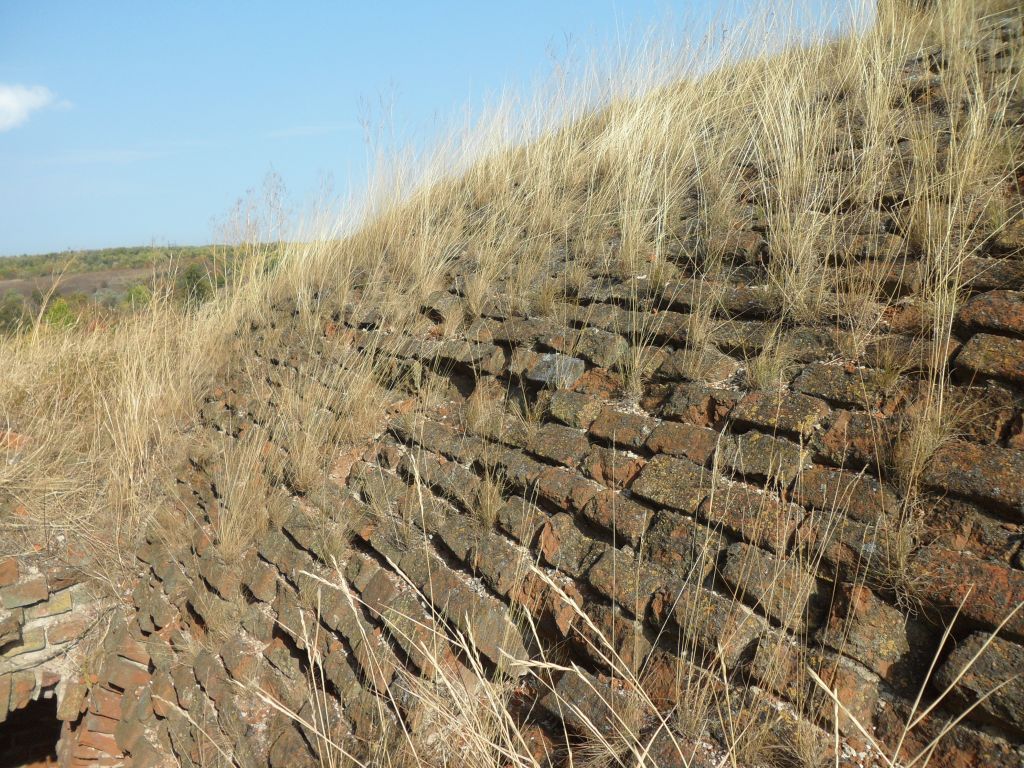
[0,84,58,132]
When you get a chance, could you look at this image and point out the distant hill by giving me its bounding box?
[0,244,225,281]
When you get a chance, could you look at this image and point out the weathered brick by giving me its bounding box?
[818,583,930,689]
[541,327,628,369]
[579,489,652,545]
[534,465,602,511]
[3,626,44,657]
[792,466,898,524]
[720,542,827,632]
[751,632,879,736]
[658,346,740,383]
[538,514,604,578]
[527,422,590,467]
[0,558,17,588]
[957,289,1024,335]
[586,548,666,616]
[23,587,73,620]
[810,409,886,469]
[793,362,898,410]
[0,576,48,609]
[698,483,803,554]
[956,332,1024,385]
[730,390,830,439]
[588,407,657,450]
[630,455,720,514]
[717,431,810,486]
[935,631,1024,729]
[660,382,740,427]
[922,440,1024,515]
[547,390,603,429]
[645,510,723,578]
[644,421,720,464]
[913,545,1024,638]
[581,445,645,489]
[874,690,1024,768]
[524,352,586,389]
[653,582,767,669]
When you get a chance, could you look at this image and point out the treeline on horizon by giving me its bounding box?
[0,244,261,333]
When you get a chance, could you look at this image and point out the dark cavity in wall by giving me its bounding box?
[0,696,61,768]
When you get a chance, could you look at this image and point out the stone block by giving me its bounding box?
[527,422,590,467]
[538,514,604,578]
[547,390,603,429]
[524,352,585,389]
[936,632,1024,729]
[581,446,645,489]
[717,431,810,486]
[654,582,767,669]
[0,558,17,588]
[957,289,1024,335]
[579,489,652,545]
[3,626,44,657]
[25,586,74,620]
[660,382,740,427]
[697,482,803,554]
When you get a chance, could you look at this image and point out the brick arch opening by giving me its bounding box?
[0,695,61,768]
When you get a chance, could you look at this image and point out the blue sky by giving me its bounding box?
[0,1,847,256]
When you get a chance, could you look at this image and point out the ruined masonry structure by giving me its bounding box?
[4,10,1024,768]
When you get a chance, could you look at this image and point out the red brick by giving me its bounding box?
[588,407,657,450]
[0,558,17,588]
[581,446,645,488]
[645,421,720,464]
